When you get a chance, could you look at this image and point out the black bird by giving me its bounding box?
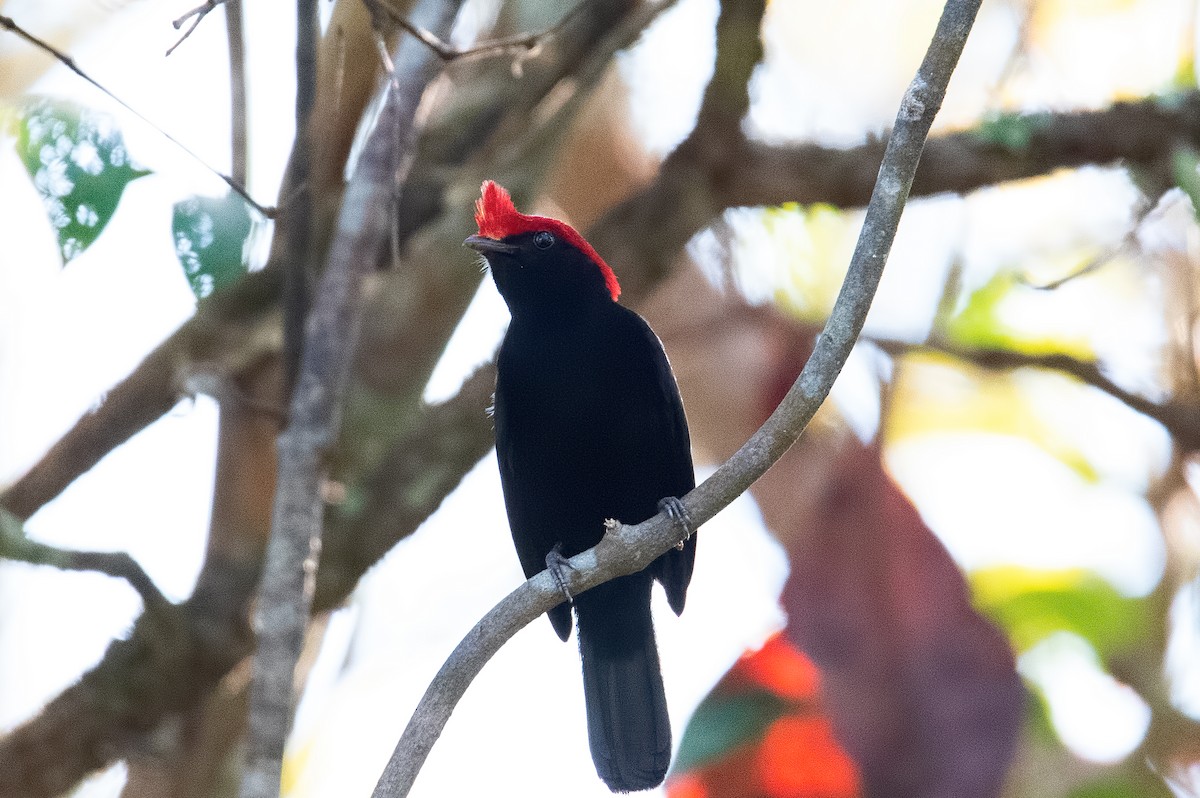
[465,181,697,792]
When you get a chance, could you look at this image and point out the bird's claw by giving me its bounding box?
[658,497,693,550]
[545,543,575,603]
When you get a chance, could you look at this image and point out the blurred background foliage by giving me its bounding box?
[1,0,1199,797]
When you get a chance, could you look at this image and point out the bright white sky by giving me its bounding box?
[0,0,1191,795]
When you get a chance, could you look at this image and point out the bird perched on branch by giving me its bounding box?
[465,181,697,792]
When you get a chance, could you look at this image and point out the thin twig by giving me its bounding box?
[1022,196,1156,291]
[235,2,463,797]
[369,0,984,795]
[986,0,1032,106]
[0,12,269,216]
[0,507,171,616]
[169,0,228,55]
[871,336,1200,450]
[379,0,592,62]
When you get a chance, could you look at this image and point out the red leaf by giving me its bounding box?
[671,636,863,798]
[668,771,712,798]
[756,715,862,798]
[669,724,862,798]
[719,632,822,702]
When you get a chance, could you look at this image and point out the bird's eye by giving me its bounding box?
[533,231,555,249]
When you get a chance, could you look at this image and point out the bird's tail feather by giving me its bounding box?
[577,579,671,792]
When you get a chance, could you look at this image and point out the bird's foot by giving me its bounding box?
[545,543,575,603]
[658,497,694,551]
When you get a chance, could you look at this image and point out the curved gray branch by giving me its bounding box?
[369,1,984,795]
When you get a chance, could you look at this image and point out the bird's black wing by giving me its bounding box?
[607,306,697,615]
[492,346,574,641]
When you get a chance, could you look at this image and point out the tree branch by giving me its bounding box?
[295,0,318,129]
[3,0,1196,532]
[369,0,983,794]
[872,336,1200,450]
[593,92,1200,299]
[588,0,762,298]
[373,0,592,63]
[169,0,228,56]
[314,366,496,609]
[235,2,461,796]
[0,507,171,617]
[691,0,761,139]
[0,268,282,522]
[0,0,654,525]
[727,94,1200,211]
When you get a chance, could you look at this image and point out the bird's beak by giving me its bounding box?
[464,235,517,255]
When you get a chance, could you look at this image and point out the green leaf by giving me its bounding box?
[946,269,1092,358]
[947,270,1023,350]
[671,689,790,774]
[971,567,1148,659]
[172,193,253,299]
[15,96,151,263]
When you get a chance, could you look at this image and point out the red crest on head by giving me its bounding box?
[474,180,621,301]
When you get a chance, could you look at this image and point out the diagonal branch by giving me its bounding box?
[872,336,1200,450]
[315,366,497,609]
[728,94,1200,210]
[0,268,282,522]
[369,0,983,794]
[371,0,592,63]
[590,0,762,298]
[170,2,222,49]
[0,507,170,616]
